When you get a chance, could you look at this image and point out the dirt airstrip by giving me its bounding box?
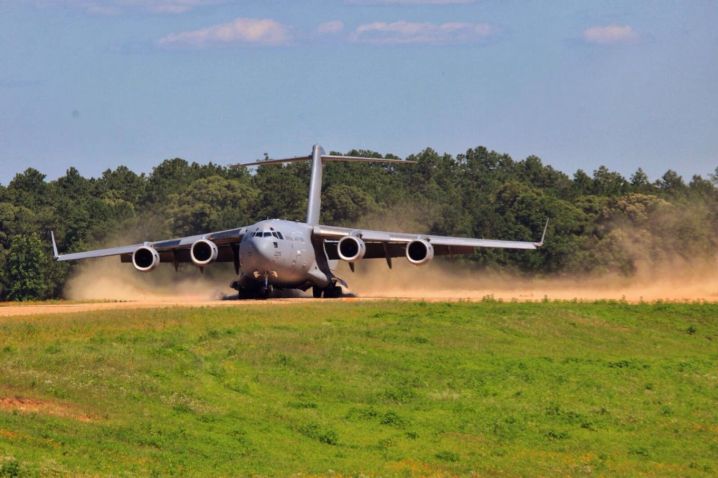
[0,297,336,317]
[2,286,718,318]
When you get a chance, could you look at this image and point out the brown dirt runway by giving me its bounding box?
[0,297,364,317]
[2,286,718,318]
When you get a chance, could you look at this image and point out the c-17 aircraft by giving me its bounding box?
[52,145,547,298]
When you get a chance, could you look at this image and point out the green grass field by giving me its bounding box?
[1,301,717,477]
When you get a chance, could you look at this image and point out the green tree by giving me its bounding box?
[688,175,715,197]
[630,168,651,192]
[572,169,593,196]
[6,168,48,209]
[2,144,718,301]
[144,159,227,205]
[252,163,309,221]
[2,233,53,300]
[656,170,686,195]
[321,184,378,226]
[166,175,258,236]
[97,166,147,204]
[593,166,628,196]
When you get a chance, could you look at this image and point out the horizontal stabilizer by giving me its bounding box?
[231,155,311,168]
[321,155,414,164]
[232,154,414,168]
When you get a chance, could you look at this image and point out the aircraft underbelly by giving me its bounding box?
[238,240,323,287]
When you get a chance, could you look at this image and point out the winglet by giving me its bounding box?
[536,219,549,247]
[50,231,59,259]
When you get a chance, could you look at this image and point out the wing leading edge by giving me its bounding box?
[315,220,547,259]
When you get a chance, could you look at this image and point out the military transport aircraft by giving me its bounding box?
[52,145,547,298]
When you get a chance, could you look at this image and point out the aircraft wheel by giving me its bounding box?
[258,284,274,300]
[312,286,322,298]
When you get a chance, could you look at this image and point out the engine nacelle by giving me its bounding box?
[132,246,160,272]
[406,239,434,266]
[190,239,219,266]
[337,236,366,262]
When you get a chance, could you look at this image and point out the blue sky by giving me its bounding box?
[1,0,716,184]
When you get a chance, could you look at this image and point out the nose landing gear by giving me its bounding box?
[259,284,274,299]
[229,275,274,300]
[312,284,343,299]
[258,273,274,299]
[228,275,345,300]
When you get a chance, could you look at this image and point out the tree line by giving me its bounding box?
[1,146,717,300]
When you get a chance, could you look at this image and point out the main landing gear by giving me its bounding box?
[228,279,342,300]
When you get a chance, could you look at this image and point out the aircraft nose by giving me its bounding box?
[251,236,273,259]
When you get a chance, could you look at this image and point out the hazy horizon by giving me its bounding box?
[0,143,710,186]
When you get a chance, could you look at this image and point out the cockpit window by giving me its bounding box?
[248,230,285,239]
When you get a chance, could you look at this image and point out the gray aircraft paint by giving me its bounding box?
[238,220,330,289]
[52,144,546,297]
[306,144,324,225]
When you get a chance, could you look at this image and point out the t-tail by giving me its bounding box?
[234,144,413,225]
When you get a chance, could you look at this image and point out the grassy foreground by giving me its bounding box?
[0,301,717,477]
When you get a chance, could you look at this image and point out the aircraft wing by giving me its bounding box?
[314,221,547,260]
[51,228,245,264]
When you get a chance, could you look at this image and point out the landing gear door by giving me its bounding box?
[312,235,335,280]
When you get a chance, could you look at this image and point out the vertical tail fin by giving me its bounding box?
[306,144,325,225]
[307,147,413,225]
[50,231,59,259]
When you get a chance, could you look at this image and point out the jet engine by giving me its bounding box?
[190,239,219,266]
[406,239,434,266]
[132,246,160,272]
[337,236,366,262]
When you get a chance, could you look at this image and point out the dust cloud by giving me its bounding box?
[338,260,718,303]
[63,203,718,303]
[63,255,718,304]
[64,258,235,302]
[338,202,718,303]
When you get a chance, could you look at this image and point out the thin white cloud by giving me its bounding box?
[583,24,638,45]
[158,18,290,47]
[317,20,345,34]
[352,21,494,44]
[29,0,223,15]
